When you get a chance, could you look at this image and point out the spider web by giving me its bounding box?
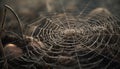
[0,0,120,69]
[24,1,120,69]
[29,13,120,69]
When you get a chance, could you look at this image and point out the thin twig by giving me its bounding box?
[0,7,8,69]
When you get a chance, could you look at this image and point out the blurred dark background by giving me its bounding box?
[1,0,120,25]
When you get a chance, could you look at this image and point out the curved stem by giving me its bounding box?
[5,5,24,40]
